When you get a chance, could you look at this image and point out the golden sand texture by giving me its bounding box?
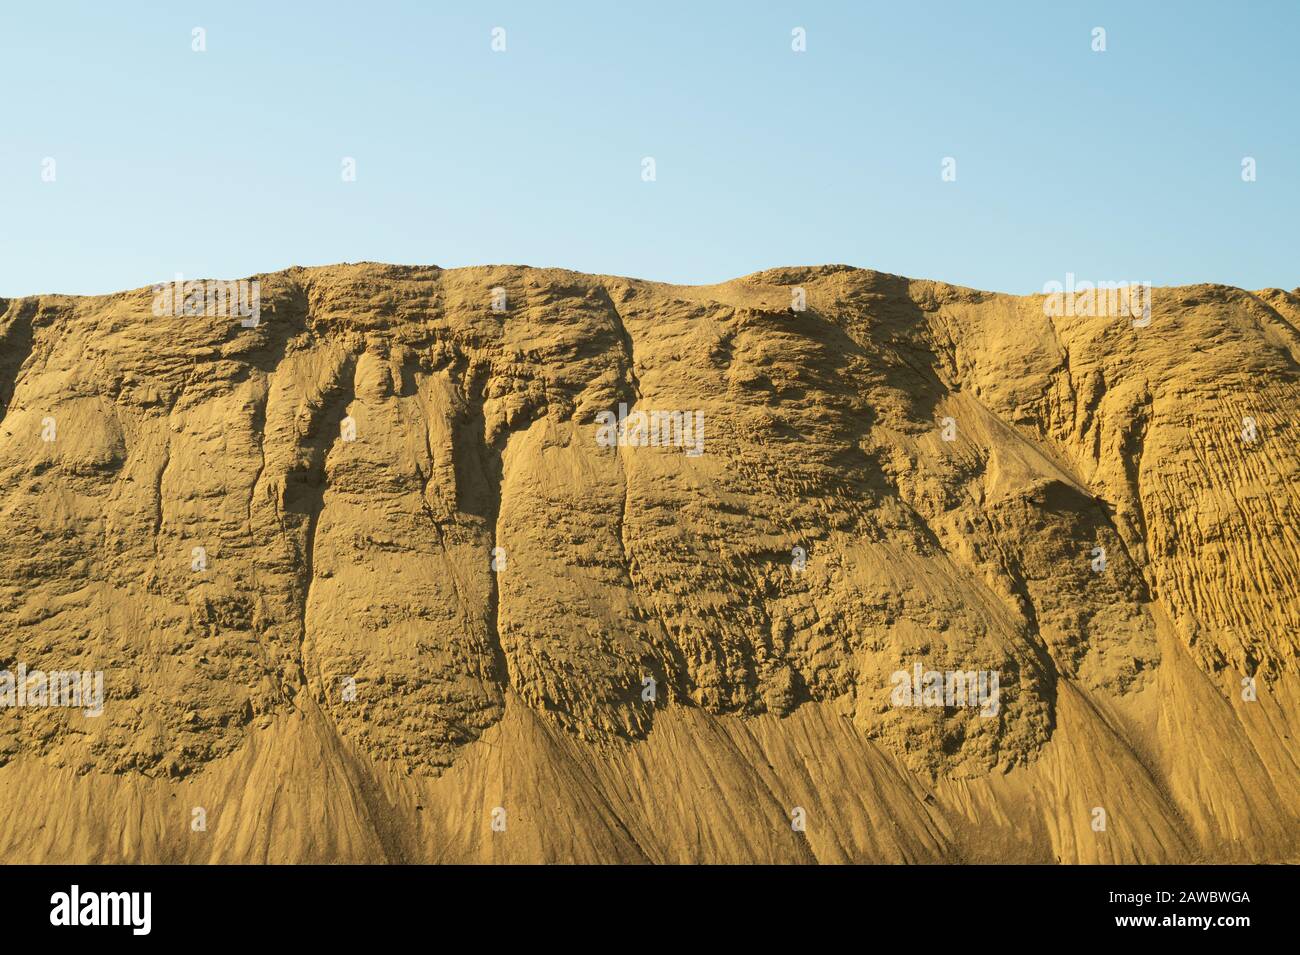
[0,263,1296,862]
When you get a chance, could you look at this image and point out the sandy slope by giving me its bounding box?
[0,263,1296,863]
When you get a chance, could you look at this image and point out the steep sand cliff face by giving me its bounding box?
[0,263,1297,863]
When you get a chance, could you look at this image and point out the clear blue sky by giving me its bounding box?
[3,0,1296,296]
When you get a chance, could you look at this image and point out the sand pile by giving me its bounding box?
[0,263,1296,862]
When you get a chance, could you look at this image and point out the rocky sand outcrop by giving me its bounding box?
[1,263,1296,862]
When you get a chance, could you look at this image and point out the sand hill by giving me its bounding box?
[0,263,1296,863]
